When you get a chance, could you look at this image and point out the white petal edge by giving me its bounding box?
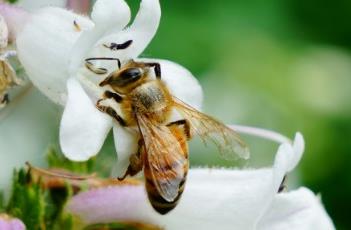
[16,7,93,104]
[112,126,139,178]
[60,78,113,161]
[258,188,335,230]
[69,0,131,76]
[90,0,161,64]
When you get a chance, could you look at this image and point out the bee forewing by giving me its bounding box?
[137,114,188,202]
[173,97,250,160]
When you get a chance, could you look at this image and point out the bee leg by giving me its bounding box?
[118,141,144,180]
[103,90,123,103]
[278,175,287,193]
[167,119,192,140]
[96,100,127,127]
[144,62,161,79]
[103,40,133,51]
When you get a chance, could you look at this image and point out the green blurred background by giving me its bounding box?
[134,0,351,228]
[1,0,350,228]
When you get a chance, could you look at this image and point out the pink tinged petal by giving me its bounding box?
[0,13,8,48]
[92,0,161,63]
[0,3,30,41]
[0,215,26,230]
[66,0,90,15]
[258,188,335,230]
[112,126,139,178]
[66,185,156,225]
[60,78,113,161]
[69,0,131,76]
[16,7,94,105]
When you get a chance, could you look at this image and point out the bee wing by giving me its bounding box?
[173,97,250,160]
[136,114,187,202]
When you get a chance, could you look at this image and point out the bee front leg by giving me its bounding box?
[167,119,192,140]
[103,90,123,103]
[96,100,127,127]
[144,62,161,79]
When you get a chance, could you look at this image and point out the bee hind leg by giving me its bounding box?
[167,119,192,140]
[118,142,144,181]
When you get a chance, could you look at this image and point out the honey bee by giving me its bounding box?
[85,43,249,214]
[0,58,20,108]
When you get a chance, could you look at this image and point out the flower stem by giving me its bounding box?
[228,125,292,144]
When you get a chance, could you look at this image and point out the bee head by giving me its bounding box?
[99,66,146,94]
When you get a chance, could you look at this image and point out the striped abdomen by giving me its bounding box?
[143,125,189,215]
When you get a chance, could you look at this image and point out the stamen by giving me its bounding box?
[228,124,292,144]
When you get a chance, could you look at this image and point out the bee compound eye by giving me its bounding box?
[120,68,143,80]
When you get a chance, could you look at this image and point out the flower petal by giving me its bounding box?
[0,214,25,230]
[161,145,294,230]
[67,135,304,229]
[258,188,335,230]
[16,7,93,104]
[60,78,112,161]
[0,3,30,41]
[0,13,8,48]
[67,185,155,225]
[112,126,139,178]
[139,58,203,110]
[0,89,58,196]
[90,0,161,64]
[16,0,66,11]
[69,0,131,76]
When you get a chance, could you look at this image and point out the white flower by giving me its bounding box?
[16,0,203,177]
[66,133,335,230]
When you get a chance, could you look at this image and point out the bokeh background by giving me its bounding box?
[0,0,350,229]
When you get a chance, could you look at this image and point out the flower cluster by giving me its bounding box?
[0,0,336,229]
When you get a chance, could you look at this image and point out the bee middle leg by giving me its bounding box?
[96,100,127,127]
[167,119,191,140]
